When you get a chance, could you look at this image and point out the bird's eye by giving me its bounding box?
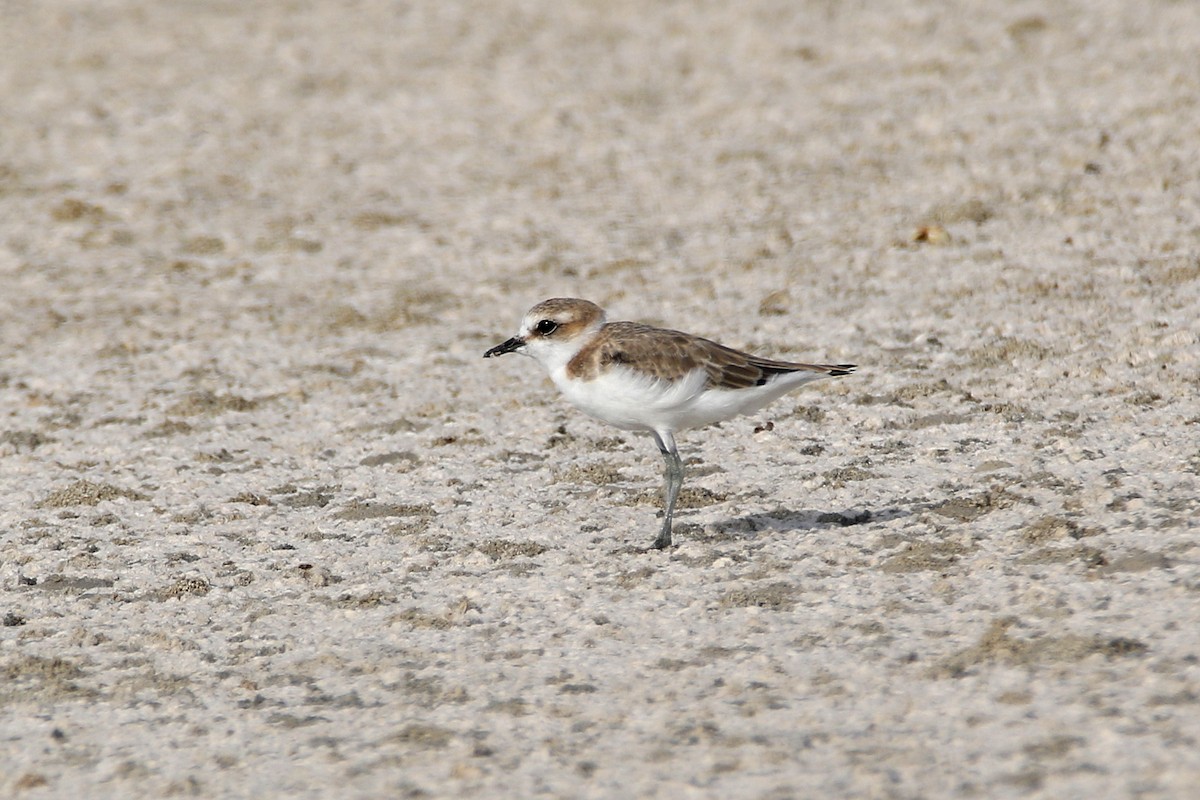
[535,319,558,335]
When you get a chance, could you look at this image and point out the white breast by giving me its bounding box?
[550,364,830,434]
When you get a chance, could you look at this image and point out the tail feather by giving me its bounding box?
[761,362,856,381]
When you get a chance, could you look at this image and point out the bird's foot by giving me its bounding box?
[650,521,672,550]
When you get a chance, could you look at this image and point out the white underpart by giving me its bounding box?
[555,365,709,433]
[554,358,830,435]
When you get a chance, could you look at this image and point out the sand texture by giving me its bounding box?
[2,1,1199,797]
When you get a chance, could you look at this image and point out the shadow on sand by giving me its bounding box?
[705,504,914,539]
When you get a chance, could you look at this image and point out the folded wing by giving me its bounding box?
[583,322,855,390]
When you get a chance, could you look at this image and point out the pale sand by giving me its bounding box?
[2,1,1199,797]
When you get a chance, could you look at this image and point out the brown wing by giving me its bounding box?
[568,323,702,381]
[693,339,856,389]
[569,322,855,388]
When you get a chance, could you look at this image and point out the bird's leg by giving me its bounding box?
[651,431,683,550]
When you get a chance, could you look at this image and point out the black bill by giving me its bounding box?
[483,336,525,358]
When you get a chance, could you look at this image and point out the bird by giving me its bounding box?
[483,298,855,549]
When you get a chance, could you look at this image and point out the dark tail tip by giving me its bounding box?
[829,364,857,376]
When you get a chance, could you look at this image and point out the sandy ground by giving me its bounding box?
[2,1,1199,797]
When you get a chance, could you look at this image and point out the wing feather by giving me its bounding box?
[573,322,854,389]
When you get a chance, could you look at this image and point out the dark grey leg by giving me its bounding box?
[651,431,683,550]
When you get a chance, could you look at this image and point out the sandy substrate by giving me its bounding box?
[2,1,1199,797]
